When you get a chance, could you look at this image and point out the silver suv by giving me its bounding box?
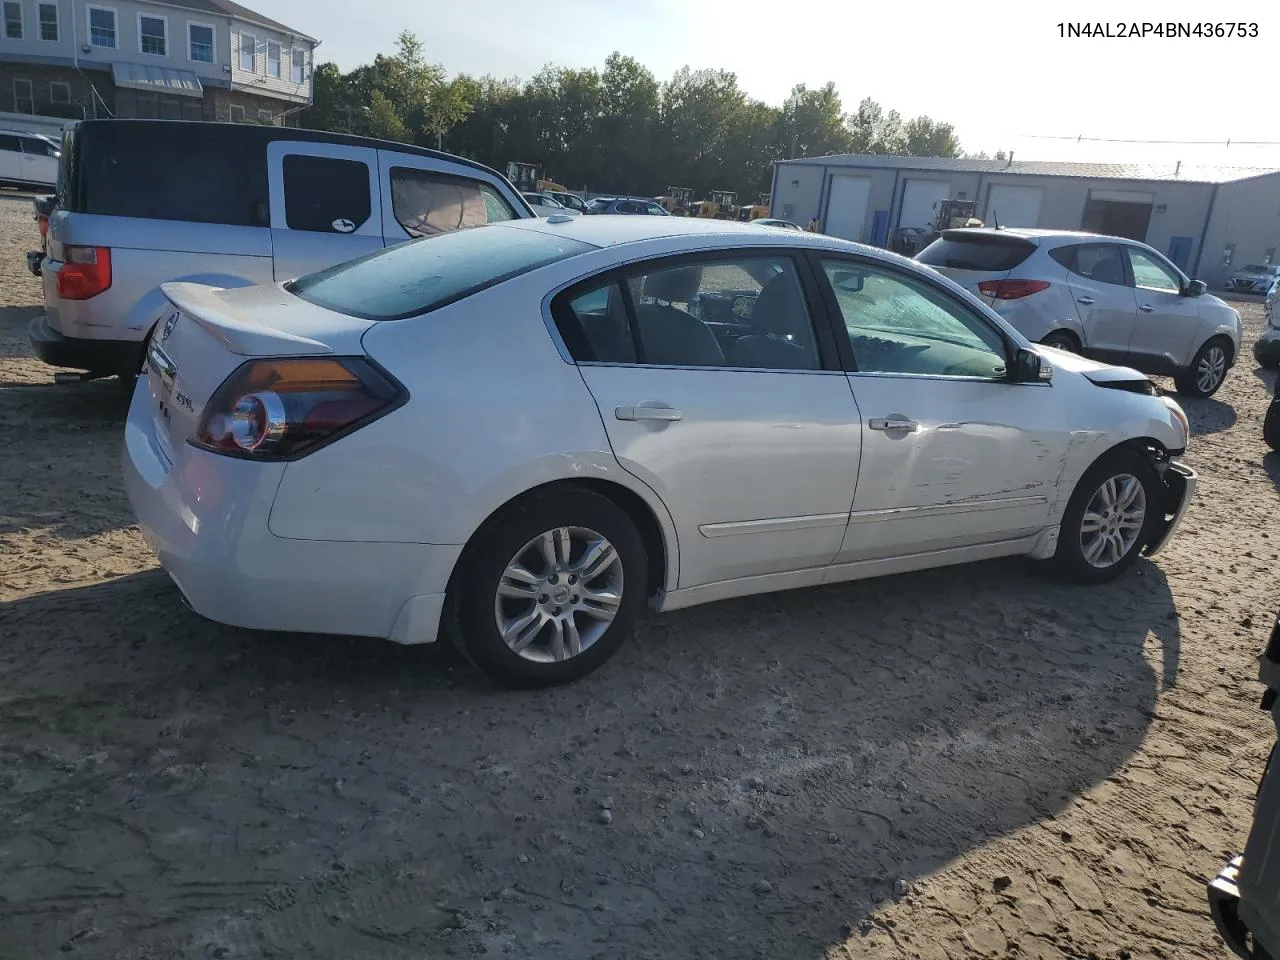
[30,120,535,383]
[916,228,1242,398]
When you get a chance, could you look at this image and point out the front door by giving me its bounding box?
[557,252,862,588]
[267,141,384,282]
[1123,245,1203,374]
[813,254,1070,562]
[19,136,58,185]
[1056,242,1135,364]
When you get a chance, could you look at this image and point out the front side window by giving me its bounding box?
[238,32,255,71]
[291,48,305,83]
[645,202,666,215]
[22,136,55,156]
[288,226,594,321]
[188,23,214,62]
[266,41,281,78]
[282,154,372,234]
[38,2,57,40]
[3,0,23,38]
[568,256,822,370]
[1050,243,1128,286]
[139,15,166,55]
[390,167,518,238]
[1127,248,1181,294]
[13,78,33,114]
[88,6,115,47]
[822,258,1008,379]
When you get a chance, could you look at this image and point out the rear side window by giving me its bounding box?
[916,236,1034,271]
[283,154,371,233]
[0,133,19,153]
[287,225,594,321]
[75,123,267,226]
[390,167,517,237]
[588,199,612,212]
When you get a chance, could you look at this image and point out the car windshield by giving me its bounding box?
[287,225,595,321]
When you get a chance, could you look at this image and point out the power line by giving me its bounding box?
[1020,133,1280,147]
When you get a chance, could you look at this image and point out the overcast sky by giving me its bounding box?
[262,0,1279,168]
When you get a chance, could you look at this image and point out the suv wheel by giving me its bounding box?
[1174,337,1231,398]
[451,488,647,687]
[1040,331,1080,353]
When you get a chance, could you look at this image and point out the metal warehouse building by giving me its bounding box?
[769,155,1280,287]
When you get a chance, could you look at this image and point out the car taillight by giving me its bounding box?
[56,245,112,300]
[192,357,405,461]
[977,279,1050,300]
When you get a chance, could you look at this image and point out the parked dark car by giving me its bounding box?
[1208,613,1280,960]
[1267,376,1280,452]
[583,196,669,216]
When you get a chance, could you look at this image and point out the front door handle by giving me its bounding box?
[868,417,919,433]
[1076,296,1096,305]
[1138,304,1155,313]
[616,404,683,422]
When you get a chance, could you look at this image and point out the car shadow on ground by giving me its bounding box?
[1252,364,1277,393]
[0,555,1178,958]
[1161,386,1238,436]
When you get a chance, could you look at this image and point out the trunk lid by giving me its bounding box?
[144,282,373,462]
[915,230,1039,304]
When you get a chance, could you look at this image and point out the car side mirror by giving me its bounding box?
[833,270,864,293]
[1183,279,1206,297]
[1012,347,1053,383]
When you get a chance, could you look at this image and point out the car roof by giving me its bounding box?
[0,128,53,138]
[942,227,1145,247]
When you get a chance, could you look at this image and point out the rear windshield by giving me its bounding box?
[287,225,595,321]
[916,235,1035,272]
[587,198,612,211]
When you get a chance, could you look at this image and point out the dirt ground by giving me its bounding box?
[1,190,1277,960]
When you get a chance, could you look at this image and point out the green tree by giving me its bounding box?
[778,82,850,160]
[901,116,961,157]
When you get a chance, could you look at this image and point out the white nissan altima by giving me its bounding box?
[124,215,1197,686]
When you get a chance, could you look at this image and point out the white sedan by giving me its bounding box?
[124,217,1197,686]
[522,191,580,218]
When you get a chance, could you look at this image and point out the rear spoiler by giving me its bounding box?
[940,229,1037,246]
[160,281,331,357]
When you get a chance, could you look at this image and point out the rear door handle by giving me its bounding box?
[1138,304,1155,313]
[868,417,919,432]
[1076,296,1096,305]
[615,404,683,422]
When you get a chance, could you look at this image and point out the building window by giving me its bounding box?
[3,1,22,39]
[38,2,58,41]
[229,104,245,122]
[188,22,214,62]
[13,78,34,114]
[88,6,116,48]
[266,41,281,78]
[50,81,70,104]
[238,32,255,71]
[139,14,166,56]
[258,108,273,122]
[291,48,305,84]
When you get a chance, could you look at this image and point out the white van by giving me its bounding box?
[0,128,60,188]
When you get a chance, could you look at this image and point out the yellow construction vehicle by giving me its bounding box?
[505,162,566,196]
[655,186,695,216]
[690,190,738,219]
[737,194,771,222]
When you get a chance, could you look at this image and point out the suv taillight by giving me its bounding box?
[978,279,1050,300]
[56,245,112,300]
[192,357,405,461]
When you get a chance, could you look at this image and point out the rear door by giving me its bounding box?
[378,151,525,244]
[1123,245,1202,373]
[19,136,58,185]
[1050,242,1135,363]
[268,141,383,282]
[0,133,21,181]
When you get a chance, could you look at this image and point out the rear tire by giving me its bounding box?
[1174,337,1231,398]
[1052,448,1161,585]
[451,487,648,688]
[1265,400,1280,452]
[1040,330,1080,353]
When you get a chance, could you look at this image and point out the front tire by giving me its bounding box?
[1265,400,1280,452]
[1174,337,1231,398]
[1052,448,1160,584]
[1040,330,1080,353]
[451,488,648,687]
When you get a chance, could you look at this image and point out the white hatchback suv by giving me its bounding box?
[917,228,1242,397]
[0,128,59,189]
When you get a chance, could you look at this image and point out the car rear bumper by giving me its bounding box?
[1144,461,1197,558]
[122,380,459,645]
[29,314,143,373]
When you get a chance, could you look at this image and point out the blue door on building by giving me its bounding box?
[1167,236,1193,272]
[871,210,890,247]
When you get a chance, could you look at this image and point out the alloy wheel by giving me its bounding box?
[493,526,624,662]
[1079,474,1147,568]
[1196,345,1227,394]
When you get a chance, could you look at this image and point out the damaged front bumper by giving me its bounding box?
[1144,460,1197,557]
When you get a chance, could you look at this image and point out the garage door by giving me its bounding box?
[824,175,871,241]
[898,180,952,232]
[985,184,1043,228]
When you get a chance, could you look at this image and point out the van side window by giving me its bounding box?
[282,154,371,234]
[389,166,517,237]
